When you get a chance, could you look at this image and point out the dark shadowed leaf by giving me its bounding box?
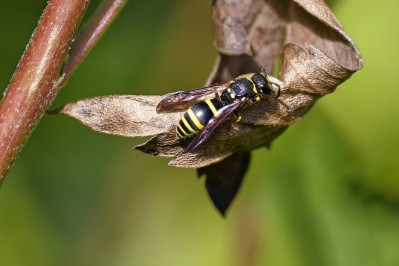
[198,151,251,215]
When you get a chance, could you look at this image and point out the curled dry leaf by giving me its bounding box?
[52,0,362,214]
[137,0,362,167]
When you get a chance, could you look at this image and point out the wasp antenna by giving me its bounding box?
[271,82,281,99]
[260,66,268,77]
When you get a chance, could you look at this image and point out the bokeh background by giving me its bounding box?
[1,0,398,265]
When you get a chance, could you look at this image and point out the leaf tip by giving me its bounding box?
[46,105,66,115]
[133,143,160,156]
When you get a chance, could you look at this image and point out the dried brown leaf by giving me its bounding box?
[134,131,183,157]
[196,0,363,167]
[54,0,362,169]
[51,95,180,137]
[53,0,363,214]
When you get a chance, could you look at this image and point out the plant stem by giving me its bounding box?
[0,0,128,186]
[0,0,90,185]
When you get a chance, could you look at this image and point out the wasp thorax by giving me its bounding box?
[221,78,256,104]
[230,78,254,98]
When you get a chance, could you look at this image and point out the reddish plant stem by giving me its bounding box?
[0,0,128,185]
[0,0,90,184]
[0,0,89,184]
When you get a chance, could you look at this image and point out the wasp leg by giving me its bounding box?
[234,111,241,123]
[214,92,224,104]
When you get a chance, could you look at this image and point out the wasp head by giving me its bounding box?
[253,67,281,99]
[252,73,272,96]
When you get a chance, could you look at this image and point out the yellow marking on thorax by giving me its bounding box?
[187,108,204,130]
[205,99,218,115]
[181,116,197,133]
[246,77,258,94]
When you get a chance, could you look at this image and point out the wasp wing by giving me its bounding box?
[156,84,227,113]
[183,100,244,154]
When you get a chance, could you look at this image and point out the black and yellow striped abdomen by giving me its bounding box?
[177,98,223,138]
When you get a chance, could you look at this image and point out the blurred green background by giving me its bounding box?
[1,0,398,265]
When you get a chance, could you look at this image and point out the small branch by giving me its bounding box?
[0,0,127,185]
[61,0,128,83]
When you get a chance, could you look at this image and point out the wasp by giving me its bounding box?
[156,68,280,154]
